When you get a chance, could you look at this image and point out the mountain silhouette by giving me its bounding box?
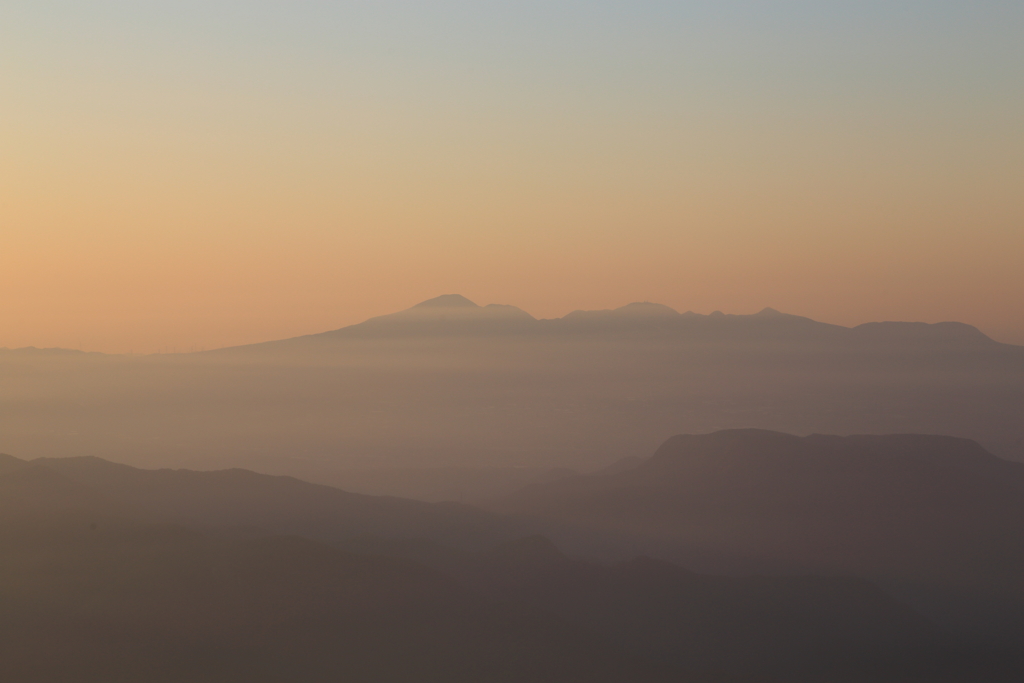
[219,295,1009,348]
[279,294,539,340]
[495,430,1024,640]
[0,454,525,551]
[413,293,479,308]
[459,538,989,682]
[2,296,1021,486]
[2,450,1019,681]
[352,532,1004,681]
[0,523,655,682]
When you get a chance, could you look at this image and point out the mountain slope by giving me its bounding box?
[0,525,655,683]
[480,537,1010,682]
[350,535,1001,683]
[494,430,1024,635]
[2,451,1021,680]
[0,461,653,682]
[216,294,1011,348]
[21,455,527,551]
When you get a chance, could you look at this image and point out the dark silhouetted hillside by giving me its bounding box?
[332,532,1023,682]
[0,527,654,683]
[4,454,1019,683]
[495,430,1024,640]
[464,537,996,682]
[0,458,653,682]
[2,448,1022,680]
[3,454,525,551]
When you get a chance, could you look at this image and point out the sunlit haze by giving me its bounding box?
[3,1,1022,353]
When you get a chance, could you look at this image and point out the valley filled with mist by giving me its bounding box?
[3,295,1021,502]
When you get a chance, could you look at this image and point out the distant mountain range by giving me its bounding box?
[218,294,1008,349]
[2,431,1022,681]
[1,295,1022,488]
[5,294,1007,353]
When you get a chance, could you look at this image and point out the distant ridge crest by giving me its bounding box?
[412,294,479,308]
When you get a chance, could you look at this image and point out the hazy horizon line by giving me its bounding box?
[4,294,1017,356]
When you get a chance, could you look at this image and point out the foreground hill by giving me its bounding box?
[0,526,655,683]
[347,535,1007,682]
[0,453,525,551]
[0,457,635,682]
[1,452,1018,681]
[494,430,1024,639]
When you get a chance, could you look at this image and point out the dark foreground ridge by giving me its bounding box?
[495,430,1024,640]
[1,433,1023,682]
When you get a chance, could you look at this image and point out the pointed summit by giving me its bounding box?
[412,294,479,309]
[755,307,784,317]
[614,302,679,317]
[322,294,536,336]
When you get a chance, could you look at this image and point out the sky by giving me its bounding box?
[2,1,1022,353]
